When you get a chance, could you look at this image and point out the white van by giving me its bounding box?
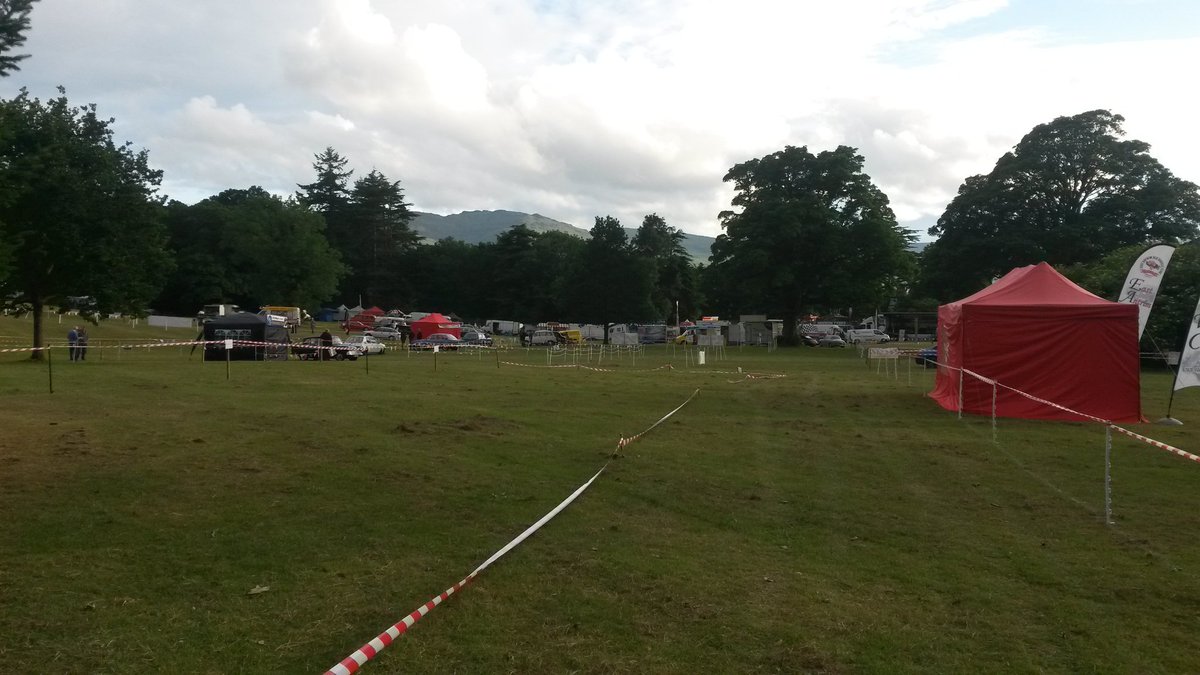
[846,328,891,344]
[608,324,640,345]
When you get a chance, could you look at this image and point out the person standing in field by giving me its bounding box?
[319,329,333,361]
[67,326,79,361]
[77,326,89,360]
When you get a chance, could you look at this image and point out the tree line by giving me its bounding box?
[2,3,1199,352]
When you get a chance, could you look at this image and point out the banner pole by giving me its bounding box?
[1105,426,1114,525]
[47,347,53,394]
[1160,299,1198,424]
[226,348,231,381]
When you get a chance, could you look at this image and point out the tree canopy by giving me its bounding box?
[0,88,172,355]
[922,110,1200,300]
[297,149,418,306]
[706,145,912,342]
[0,0,37,77]
[153,187,345,315]
[572,216,657,332]
[633,213,700,322]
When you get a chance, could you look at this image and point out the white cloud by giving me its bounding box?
[5,0,1199,240]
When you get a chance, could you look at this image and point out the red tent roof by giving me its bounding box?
[948,262,1113,307]
[410,313,462,339]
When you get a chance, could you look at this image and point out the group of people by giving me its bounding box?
[66,325,90,361]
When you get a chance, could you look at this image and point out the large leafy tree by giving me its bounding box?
[632,213,699,322]
[482,225,585,322]
[922,110,1200,300]
[0,0,37,77]
[407,237,489,319]
[572,216,656,335]
[153,187,345,315]
[343,169,419,306]
[707,145,911,343]
[297,151,419,306]
[295,146,352,216]
[0,88,171,357]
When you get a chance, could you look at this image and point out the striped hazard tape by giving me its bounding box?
[929,360,1199,467]
[325,389,701,675]
[498,362,676,374]
[1109,424,1200,465]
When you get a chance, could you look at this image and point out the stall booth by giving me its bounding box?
[930,262,1140,422]
[202,313,290,361]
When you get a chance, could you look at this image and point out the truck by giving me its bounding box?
[198,304,241,323]
[637,324,668,344]
[608,324,640,345]
[259,305,302,332]
[486,319,523,336]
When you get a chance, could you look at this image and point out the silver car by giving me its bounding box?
[818,334,846,348]
[343,334,386,355]
[363,325,404,341]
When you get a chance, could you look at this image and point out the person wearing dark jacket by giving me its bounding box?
[319,329,333,361]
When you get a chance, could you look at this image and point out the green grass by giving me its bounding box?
[3,314,1200,673]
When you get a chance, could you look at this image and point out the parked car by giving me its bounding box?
[411,333,461,351]
[846,328,891,344]
[818,334,846,348]
[292,336,362,361]
[530,329,557,346]
[363,325,404,341]
[460,328,493,346]
[343,334,386,355]
[801,334,820,347]
[915,345,939,367]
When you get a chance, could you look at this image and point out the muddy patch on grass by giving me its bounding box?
[393,415,518,437]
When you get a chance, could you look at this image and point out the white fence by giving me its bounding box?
[148,315,197,330]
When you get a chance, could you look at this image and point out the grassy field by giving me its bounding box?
[3,314,1200,673]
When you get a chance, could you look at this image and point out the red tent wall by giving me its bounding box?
[930,263,1140,422]
[410,313,462,340]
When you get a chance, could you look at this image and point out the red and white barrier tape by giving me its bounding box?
[1108,425,1200,465]
[324,389,701,675]
[926,359,1196,466]
[727,373,789,384]
[498,362,675,374]
[0,339,372,354]
[499,361,579,369]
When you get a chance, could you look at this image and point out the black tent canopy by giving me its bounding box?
[201,313,290,361]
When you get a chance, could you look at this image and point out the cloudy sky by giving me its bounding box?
[5,0,1199,239]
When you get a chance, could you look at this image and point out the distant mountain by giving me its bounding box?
[409,209,717,261]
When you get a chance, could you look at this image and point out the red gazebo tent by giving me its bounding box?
[410,313,462,340]
[930,262,1141,422]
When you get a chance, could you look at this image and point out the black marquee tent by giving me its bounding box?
[201,313,290,361]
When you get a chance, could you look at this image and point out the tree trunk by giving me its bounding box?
[781,310,799,347]
[30,298,44,362]
[603,321,611,345]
